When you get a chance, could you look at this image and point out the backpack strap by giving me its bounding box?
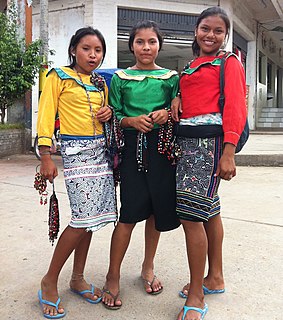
[219,52,237,114]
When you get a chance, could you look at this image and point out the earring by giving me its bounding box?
[71,53,75,57]
[221,40,227,49]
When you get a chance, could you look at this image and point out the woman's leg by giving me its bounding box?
[203,214,225,289]
[180,215,225,296]
[141,215,162,293]
[40,226,87,317]
[177,220,207,320]
[69,231,102,302]
[102,222,135,307]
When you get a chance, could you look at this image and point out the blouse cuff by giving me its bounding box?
[119,116,125,126]
[38,136,53,147]
[223,131,240,146]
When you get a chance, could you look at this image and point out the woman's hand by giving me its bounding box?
[126,115,154,133]
[171,96,182,122]
[40,156,58,183]
[215,143,236,180]
[97,105,112,122]
[150,109,168,125]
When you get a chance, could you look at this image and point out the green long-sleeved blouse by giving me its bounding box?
[109,69,179,128]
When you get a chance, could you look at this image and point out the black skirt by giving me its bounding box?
[119,129,180,232]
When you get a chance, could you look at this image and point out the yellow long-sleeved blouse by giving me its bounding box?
[37,67,108,146]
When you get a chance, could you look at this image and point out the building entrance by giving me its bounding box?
[117,8,197,70]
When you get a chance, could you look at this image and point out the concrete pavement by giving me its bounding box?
[0,133,282,320]
[235,131,283,166]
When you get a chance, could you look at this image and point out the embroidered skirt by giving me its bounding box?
[60,135,117,231]
[176,136,223,223]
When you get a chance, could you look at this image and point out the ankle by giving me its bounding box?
[205,274,224,283]
[71,272,84,281]
[141,262,154,272]
[41,274,58,288]
[106,273,120,283]
[186,292,205,307]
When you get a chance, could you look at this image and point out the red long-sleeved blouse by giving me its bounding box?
[180,55,247,146]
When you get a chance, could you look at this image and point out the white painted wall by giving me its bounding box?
[31,2,85,137]
[30,0,283,134]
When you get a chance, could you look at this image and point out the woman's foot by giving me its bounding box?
[141,264,163,294]
[180,276,225,298]
[177,294,207,320]
[40,276,65,317]
[141,274,163,295]
[70,276,101,303]
[102,277,122,309]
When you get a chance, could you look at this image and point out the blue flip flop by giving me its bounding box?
[179,285,225,298]
[179,290,188,299]
[71,284,102,304]
[182,303,208,320]
[38,290,66,319]
[202,285,225,295]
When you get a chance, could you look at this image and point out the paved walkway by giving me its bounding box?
[0,133,282,320]
[235,131,283,166]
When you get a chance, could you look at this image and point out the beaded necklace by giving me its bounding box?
[136,132,148,172]
[157,110,182,165]
[74,68,124,184]
[74,68,104,135]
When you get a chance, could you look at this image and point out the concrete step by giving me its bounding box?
[257,122,283,128]
[261,112,283,117]
[261,108,283,113]
[235,154,283,166]
[258,117,283,123]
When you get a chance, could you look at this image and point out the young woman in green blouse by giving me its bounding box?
[102,20,180,309]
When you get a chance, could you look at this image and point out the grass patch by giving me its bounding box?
[0,123,25,130]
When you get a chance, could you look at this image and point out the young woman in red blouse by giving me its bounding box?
[172,7,247,320]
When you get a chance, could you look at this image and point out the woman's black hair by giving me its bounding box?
[192,6,230,57]
[68,27,106,68]
[128,20,163,53]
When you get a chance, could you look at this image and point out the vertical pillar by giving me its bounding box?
[25,0,32,129]
[246,41,257,130]
[39,0,49,97]
[93,0,117,68]
[218,0,233,52]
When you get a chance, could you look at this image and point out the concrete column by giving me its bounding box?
[93,0,118,68]
[246,41,257,130]
[271,63,277,107]
[278,69,283,107]
[219,0,233,52]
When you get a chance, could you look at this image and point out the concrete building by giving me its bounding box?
[28,0,283,134]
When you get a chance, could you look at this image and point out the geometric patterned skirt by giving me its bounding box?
[176,136,223,223]
[60,135,117,232]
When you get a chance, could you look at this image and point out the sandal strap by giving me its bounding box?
[41,297,61,310]
[77,284,94,296]
[142,274,157,286]
[103,288,120,301]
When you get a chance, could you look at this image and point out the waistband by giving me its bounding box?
[175,124,223,139]
[60,134,104,141]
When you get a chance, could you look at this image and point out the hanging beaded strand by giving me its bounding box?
[74,69,105,136]
[75,69,124,184]
[49,182,60,246]
[89,71,124,184]
[34,166,48,205]
[157,110,182,165]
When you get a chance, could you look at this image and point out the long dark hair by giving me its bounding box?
[68,27,106,68]
[192,7,230,57]
[128,20,163,53]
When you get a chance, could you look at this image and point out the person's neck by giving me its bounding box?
[132,62,161,70]
[73,67,91,75]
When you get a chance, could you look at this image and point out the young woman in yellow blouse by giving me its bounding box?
[37,27,116,319]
